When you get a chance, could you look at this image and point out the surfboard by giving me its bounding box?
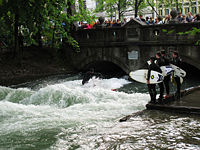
[160,65,174,76]
[129,69,164,84]
[147,61,174,77]
[170,64,186,77]
[180,77,183,84]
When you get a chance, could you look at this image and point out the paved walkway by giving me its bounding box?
[146,86,200,115]
[171,89,200,108]
[120,86,200,122]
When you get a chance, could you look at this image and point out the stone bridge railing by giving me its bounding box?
[74,27,125,44]
[141,23,200,44]
[74,20,200,46]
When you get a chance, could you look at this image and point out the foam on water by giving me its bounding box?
[0,77,150,149]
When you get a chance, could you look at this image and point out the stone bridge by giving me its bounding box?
[66,19,200,75]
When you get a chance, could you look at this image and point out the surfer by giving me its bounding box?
[171,51,182,99]
[160,50,171,98]
[155,52,164,103]
[147,57,162,104]
[82,68,102,85]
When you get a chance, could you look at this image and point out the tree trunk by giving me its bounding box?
[37,27,42,47]
[135,0,138,18]
[52,23,56,48]
[36,15,43,47]
[110,6,113,20]
[67,1,75,32]
[176,0,178,11]
[35,22,42,47]
[147,0,159,16]
[67,1,73,16]
[14,9,19,58]
[118,0,121,20]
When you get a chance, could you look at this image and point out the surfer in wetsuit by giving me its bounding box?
[155,52,164,103]
[82,68,102,85]
[147,57,162,104]
[160,50,171,98]
[171,51,182,99]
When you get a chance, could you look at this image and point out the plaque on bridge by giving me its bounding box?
[128,50,138,60]
[127,28,138,38]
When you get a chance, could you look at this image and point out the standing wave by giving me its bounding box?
[0,77,149,149]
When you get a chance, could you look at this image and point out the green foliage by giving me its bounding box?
[94,0,133,19]
[177,27,200,36]
[133,0,149,15]
[67,35,80,52]
[161,28,175,34]
[177,27,200,45]
[195,40,200,46]
[0,0,94,51]
[162,29,167,32]
[167,29,175,34]
[189,27,200,36]
[185,27,200,45]
[94,0,158,19]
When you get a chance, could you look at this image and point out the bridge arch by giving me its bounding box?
[77,55,131,75]
[181,55,200,71]
[180,55,200,77]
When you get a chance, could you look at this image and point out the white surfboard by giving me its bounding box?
[180,77,183,84]
[170,64,186,77]
[160,65,174,76]
[129,69,164,84]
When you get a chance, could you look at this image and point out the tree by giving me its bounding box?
[0,0,95,56]
[94,0,155,19]
[134,0,142,18]
[94,0,131,20]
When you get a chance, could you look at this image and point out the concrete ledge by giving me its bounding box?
[119,86,200,122]
[146,103,200,115]
[146,86,200,115]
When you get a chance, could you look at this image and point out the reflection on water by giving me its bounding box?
[52,110,200,150]
[0,74,200,149]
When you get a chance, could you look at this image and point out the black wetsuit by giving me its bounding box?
[171,57,182,99]
[155,58,165,101]
[82,71,102,85]
[147,62,162,103]
[157,56,170,96]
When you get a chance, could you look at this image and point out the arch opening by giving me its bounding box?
[182,62,200,78]
[82,61,127,78]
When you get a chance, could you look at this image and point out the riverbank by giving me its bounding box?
[0,47,75,86]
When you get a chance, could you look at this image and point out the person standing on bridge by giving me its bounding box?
[171,51,182,99]
[147,57,162,104]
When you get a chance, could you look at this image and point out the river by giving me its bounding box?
[0,74,200,150]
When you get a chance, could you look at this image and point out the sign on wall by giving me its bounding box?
[128,50,138,60]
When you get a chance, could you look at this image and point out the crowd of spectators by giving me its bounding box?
[77,18,128,29]
[145,12,200,25]
[77,12,200,29]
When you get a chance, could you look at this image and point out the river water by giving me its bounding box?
[0,74,200,150]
